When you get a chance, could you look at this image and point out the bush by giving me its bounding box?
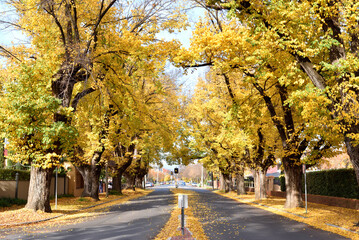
[0,198,27,207]
[280,169,359,199]
[109,190,122,195]
[279,175,286,192]
[0,169,30,181]
[305,168,359,199]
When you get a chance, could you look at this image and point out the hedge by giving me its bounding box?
[306,168,359,199]
[280,168,359,199]
[0,169,30,181]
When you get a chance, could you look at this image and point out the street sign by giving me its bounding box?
[178,194,188,208]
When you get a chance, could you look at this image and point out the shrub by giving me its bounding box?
[280,169,359,199]
[0,169,30,181]
[109,190,122,195]
[305,168,359,199]
[279,175,286,192]
[0,198,27,207]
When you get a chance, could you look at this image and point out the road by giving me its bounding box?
[4,188,174,240]
[3,186,349,240]
[189,188,348,240]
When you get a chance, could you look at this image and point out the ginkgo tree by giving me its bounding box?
[175,8,338,207]
[201,0,359,192]
[0,0,186,212]
[0,61,76,212]
[185,73,251,193]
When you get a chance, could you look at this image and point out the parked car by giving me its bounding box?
[191,182,198,187]
[145,182,154,187]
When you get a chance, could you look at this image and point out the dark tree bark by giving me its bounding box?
[112,159,133,194]
[222,172,231,193]
[112,142,136,194]
[25,166,54,212]
[0,138,5,168]
[124,173,136,191]
[76,150,104,200]
[345,135,359,185]
[112,176,121,192]
[283,161,303,208]
[236,172,246,195]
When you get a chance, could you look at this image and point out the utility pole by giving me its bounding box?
[201,164,204,188]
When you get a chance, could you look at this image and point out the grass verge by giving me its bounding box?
[215,191,359,240]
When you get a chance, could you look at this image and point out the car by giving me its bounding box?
[191,182,198,187]
[145,182,154,187]
[178,181,186,186]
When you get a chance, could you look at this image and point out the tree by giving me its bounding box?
[175,8,335,207]
[0,63,76,212]
[185,75,251,193]
[0,139,5,168]
[200,0,359,190]
[0,0,186,211]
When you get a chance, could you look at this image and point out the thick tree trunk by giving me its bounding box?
[236,172,246,195]
[112,175,122,192]
[25,166,54,212]
[112,160,134,193]
[345,136,359,185]
[254,169,267,200]
[283,161,303,208]
[78,165,92,197]
[135,175,144,188]
[77,151,103,200]
[222,173,231,193]
[219,174,225,191]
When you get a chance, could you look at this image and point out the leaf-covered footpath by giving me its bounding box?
[0,189,151,237]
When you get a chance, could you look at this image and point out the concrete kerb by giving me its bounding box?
[0,196,126,227]
[325,223,359,234]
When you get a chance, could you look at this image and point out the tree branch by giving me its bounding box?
[71,87,96,112]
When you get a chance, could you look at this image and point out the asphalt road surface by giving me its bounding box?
[190,188,348,240]
[2,186,350,240]
[4,188,174,240]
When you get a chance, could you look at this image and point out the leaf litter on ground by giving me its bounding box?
[154,188,208,240]
[0,189,151,237]
[216,190,359,240]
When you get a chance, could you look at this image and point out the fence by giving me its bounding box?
[0,176,69,200]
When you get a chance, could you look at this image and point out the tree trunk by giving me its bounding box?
[112,157,134,193]
[112,175,122,192]
[78,165,92,197]
[77,151,103,200]
[0,138,4,168]
[283,161,303,208]
[25,165,54,212]
[219,173,225,191]
[254,170,267,200]
[135,175,143,188]
[236,172,246,195]
[222,173,231,193]
[345,136,359,185]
